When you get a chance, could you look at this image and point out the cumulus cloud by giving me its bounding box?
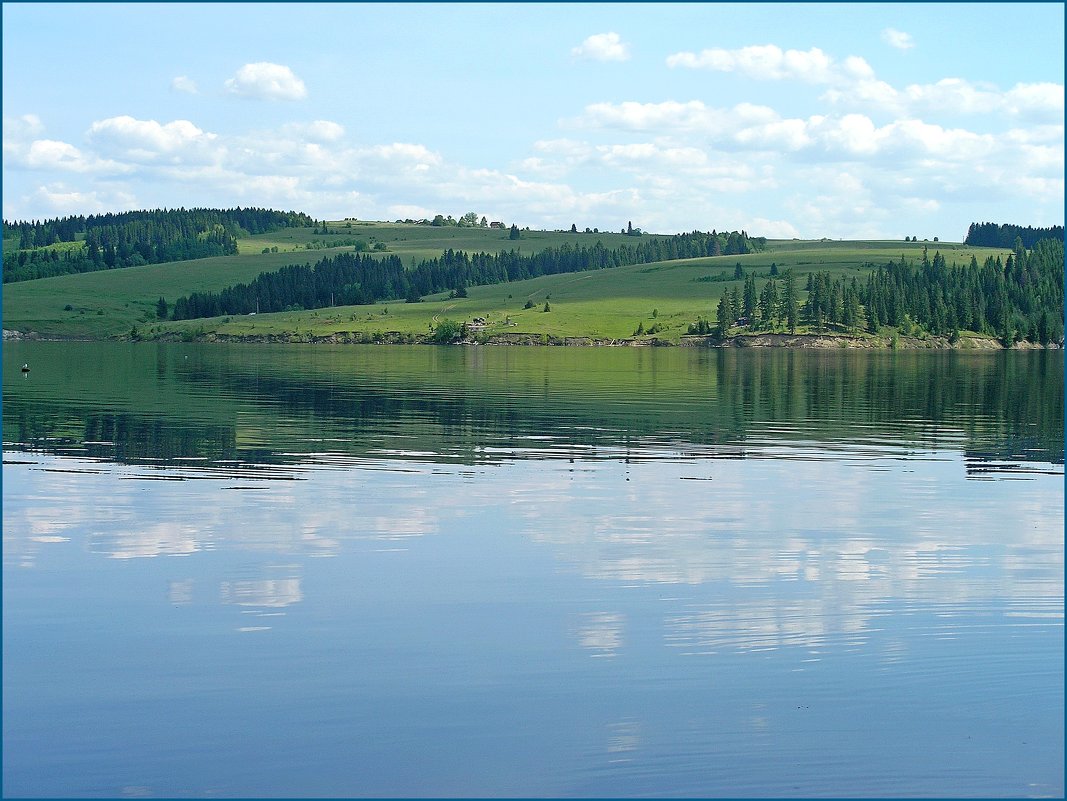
[572,100,1014,166]
[667,45,834,83]
[87,116,220,164]
[171,75,198,94]
[3,29,1061,242]
[388,203,438,220]
[3,114,45,164]
[1003,82,1065,119]
[748,217,802,239]
[4,115,131,175]
[734,117,813,151]
[24,139,94,171]
[280,120,345,142]
[668,42,1063,124]
[571,100,779,135]
[25,184,138,216]
[367,142,442,165]
[824,77,1065,122]
[4,113,45,140]
[882,28,915,51]
[572,32,630,62]
[224,62,307,101]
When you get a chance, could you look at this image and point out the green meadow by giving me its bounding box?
[2,221,1010,343]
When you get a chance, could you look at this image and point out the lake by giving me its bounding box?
[3,342,1063,798]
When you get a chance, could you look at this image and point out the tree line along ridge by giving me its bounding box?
[2,208,315,282]
[167,230,765,320]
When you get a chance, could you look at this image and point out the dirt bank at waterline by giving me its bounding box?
[108,329,1057,349]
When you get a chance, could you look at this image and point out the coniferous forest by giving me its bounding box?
[2,208,314,282]
[169,230,765,320]
[862,240,1064,344]
[964,222,1064,250]
[693,239,1064,346]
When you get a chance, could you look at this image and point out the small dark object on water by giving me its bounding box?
[20,364,29,372]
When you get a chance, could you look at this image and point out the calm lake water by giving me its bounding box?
[3,342,1063,798]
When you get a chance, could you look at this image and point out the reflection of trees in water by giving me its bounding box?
[7,407,238,465]
[3,349,1061,469]
[711,350,1063,464]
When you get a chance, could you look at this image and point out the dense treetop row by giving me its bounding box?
[2,207,314,245]
[695,238,1064,346]
[167,228,1063,348]
[2,208,314,283]
[964,222,1063,249]
[168,230,765,320]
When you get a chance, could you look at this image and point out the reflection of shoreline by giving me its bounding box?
[3,346,1062,472]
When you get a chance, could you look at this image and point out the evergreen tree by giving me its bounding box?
[783,270,798,333]
[716,295,731,338]
[759,279,780,329]
[742,274,757,320]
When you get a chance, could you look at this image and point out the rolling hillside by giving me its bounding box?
[2,220,1019,344]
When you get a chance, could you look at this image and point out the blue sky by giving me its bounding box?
[3,3,1063,239]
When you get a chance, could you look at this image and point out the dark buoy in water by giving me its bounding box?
[20,363,29,373]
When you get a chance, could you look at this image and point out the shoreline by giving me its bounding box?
[7,328,1056,350]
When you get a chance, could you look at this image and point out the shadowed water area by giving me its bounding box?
[3,342,1063,797]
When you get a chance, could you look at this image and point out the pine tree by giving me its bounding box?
[783,270,798,333]
[743,274,757,320]
[716,295,730,338]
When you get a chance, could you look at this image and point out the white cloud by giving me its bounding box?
[3,114,45,164]
[572,32,630,62]
[734,117,813,152]
[577,99,713,130]
[882,28,915,51]
[1004,124,1065,146]
[901,78,1000,115]
[387,203,437,221]
[813,113,881,156]
[224,62,307,101]
[666,45,834,83]
[598,143,710,170]
[3,34,1061,241]
[669,42,1063,124]
[1003,82,1065,120]
[534,138,594,158]
[4,113,44,140]
[281,120,345,142]
[87,116,220,164]
[171,75,198,94]
[24,139,91,171]
[748,217,802,239]
[24,184,138,216]
[4,118,131,175]
[555,93,1060,235]
[367,142,441,165]
[521,139,594,178]
[825,77,1065,122]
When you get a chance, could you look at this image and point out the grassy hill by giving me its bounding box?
[2,221,1011,343]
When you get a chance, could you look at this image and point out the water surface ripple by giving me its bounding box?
[3,342,1062,798]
